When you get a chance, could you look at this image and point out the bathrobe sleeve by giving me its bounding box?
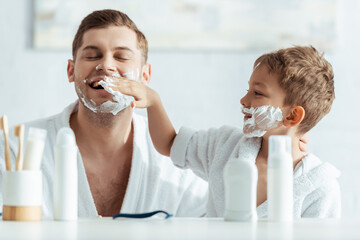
[170,126,236,181]
[301,179,341,218]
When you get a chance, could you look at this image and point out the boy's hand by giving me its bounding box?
[101,77,158,109]
[299,134,309,153]
[100,76,175,156]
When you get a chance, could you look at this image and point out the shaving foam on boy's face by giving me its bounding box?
[78,68,140,115]
[242,105,283,137]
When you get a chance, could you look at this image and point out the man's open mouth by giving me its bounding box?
[89,81,104,90]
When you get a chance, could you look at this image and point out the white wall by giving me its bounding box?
[1,0,359,218]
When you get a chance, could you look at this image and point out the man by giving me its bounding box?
[0,9,208,218]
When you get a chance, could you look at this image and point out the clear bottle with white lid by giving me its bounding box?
[223,157,258,221]
[54,127,78,221]
[267,135,293,221]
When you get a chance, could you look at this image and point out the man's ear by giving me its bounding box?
[67,59,75,83]
[283,106,305,127]
[141,63,151,85]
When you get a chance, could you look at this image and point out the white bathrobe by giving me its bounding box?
[0,102,208,219]
[170,125,341,218]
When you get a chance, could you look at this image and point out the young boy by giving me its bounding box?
[105,46,341,218]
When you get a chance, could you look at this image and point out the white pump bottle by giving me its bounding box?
[223,157,258,221]
[267,135,293,221]
[54,127,78,221]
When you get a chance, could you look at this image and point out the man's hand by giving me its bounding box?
[299,134,309,153]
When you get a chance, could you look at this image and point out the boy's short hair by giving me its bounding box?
[72,9,148,64]
[254,46,335,134]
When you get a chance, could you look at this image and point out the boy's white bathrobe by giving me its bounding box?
[171,125,341,218]
[0,102,208,219]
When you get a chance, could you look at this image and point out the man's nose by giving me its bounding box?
[97,56,117,74]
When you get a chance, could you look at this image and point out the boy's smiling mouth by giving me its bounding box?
[243,112,252,121]
[242,107,254,121]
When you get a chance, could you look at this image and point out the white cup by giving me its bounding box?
[2,170,42,221]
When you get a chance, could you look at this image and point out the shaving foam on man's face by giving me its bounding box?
[77,69,140,115]
[242,105,283,137]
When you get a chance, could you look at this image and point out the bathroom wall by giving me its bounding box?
[1,0,359,217]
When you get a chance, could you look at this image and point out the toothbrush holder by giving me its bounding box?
[2,170,42,221]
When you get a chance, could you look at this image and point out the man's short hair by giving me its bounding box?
[72,9,148,63]
[254,46,335,134]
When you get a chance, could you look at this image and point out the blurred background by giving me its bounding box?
[0,0,359,218]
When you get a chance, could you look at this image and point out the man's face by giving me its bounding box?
[68,25,147,109]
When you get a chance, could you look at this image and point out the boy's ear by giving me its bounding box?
[283,106,305,127]
[67,59,75,83]
[141,63,151,85]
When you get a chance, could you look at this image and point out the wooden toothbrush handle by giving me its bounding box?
[15,144,23,171]
[4,135,11,171]
[15,127,24,171]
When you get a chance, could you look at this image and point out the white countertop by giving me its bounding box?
[1,217,360,240]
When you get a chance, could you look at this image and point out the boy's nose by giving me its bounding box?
[240,94,250,108]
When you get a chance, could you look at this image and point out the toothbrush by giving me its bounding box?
[0,115,12,171]
[14,124,25,171]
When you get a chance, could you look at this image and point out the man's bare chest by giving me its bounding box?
[85,159,131,216]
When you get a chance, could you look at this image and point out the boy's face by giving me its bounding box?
[240,64,289,137]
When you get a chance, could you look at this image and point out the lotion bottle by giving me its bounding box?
[267,135,293,221]
[54,127,78,221]
[224,157,258,221]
